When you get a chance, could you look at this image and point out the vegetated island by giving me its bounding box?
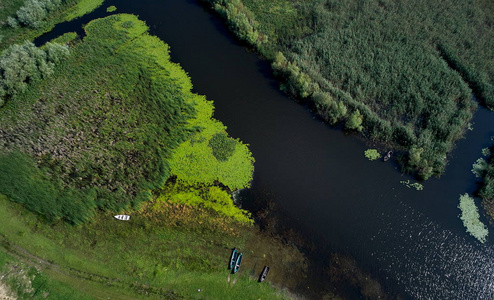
[201,0,493,179]
[0,11,309,299]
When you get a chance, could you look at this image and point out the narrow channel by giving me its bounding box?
[36,0,494,298]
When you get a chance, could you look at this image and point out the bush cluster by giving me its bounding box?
[0,41,69,107]
[209,132,237,162]
[7,0,63,28]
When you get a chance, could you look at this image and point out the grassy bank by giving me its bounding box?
[0,194,305,299]
[202,0,493,179]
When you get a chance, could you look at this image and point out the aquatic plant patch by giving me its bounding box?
[458,193,488,243]
[364,149,381,161]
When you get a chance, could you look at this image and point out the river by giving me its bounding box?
[36,0,494,298]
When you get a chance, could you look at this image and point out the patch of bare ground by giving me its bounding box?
[0,281,16,300]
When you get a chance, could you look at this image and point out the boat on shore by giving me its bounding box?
[114,215,130,221]
[233,252,243,273]
[229,248,237,270]
[258,266,270,282]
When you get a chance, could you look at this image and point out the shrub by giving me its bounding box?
[346,109,363,131]
[6,16,19,28]
[472,158,487,178]
[209,132,236,162]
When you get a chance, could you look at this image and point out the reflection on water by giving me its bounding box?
[372,200,494,299]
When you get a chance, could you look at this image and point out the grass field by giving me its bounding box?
[0,194,305,299]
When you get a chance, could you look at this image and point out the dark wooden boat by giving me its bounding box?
[258,266,270,282]
[229,248,237,270]
[233,252,242,273]
[383,151,393,162]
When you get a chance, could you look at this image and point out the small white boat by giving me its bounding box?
[114,215,130,221]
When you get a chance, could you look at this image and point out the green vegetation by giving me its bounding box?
[458,193,488,243]
[169,92,254,190]
[1,15,189,223]
[475,143,494,224]
[64,0,104,21]
[106,5,117,13]
[0,194,303,299]
[157,182,252,224]
[364,149,380,161]
[0,251,95,300]
[7,0,63,28]
[0,13,253,225]
[400,180,424,191]
[472,158,488,178]
[0,0,103,51]
[0,40,69,107]
[49,31,77,44]
[202,0,494,179]
[0,11,301,299]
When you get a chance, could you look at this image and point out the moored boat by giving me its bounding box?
[114,215,130,221]
[384,150,393,162]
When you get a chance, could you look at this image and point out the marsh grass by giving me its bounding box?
[202,0,493,179]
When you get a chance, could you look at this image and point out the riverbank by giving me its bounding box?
[199,0,493,179]
[0,193,309,299]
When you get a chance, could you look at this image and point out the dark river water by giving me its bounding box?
[36,0,494,298]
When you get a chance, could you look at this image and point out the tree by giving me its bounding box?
[17,0,47,28]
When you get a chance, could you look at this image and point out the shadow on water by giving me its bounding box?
[35,0,494,298]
